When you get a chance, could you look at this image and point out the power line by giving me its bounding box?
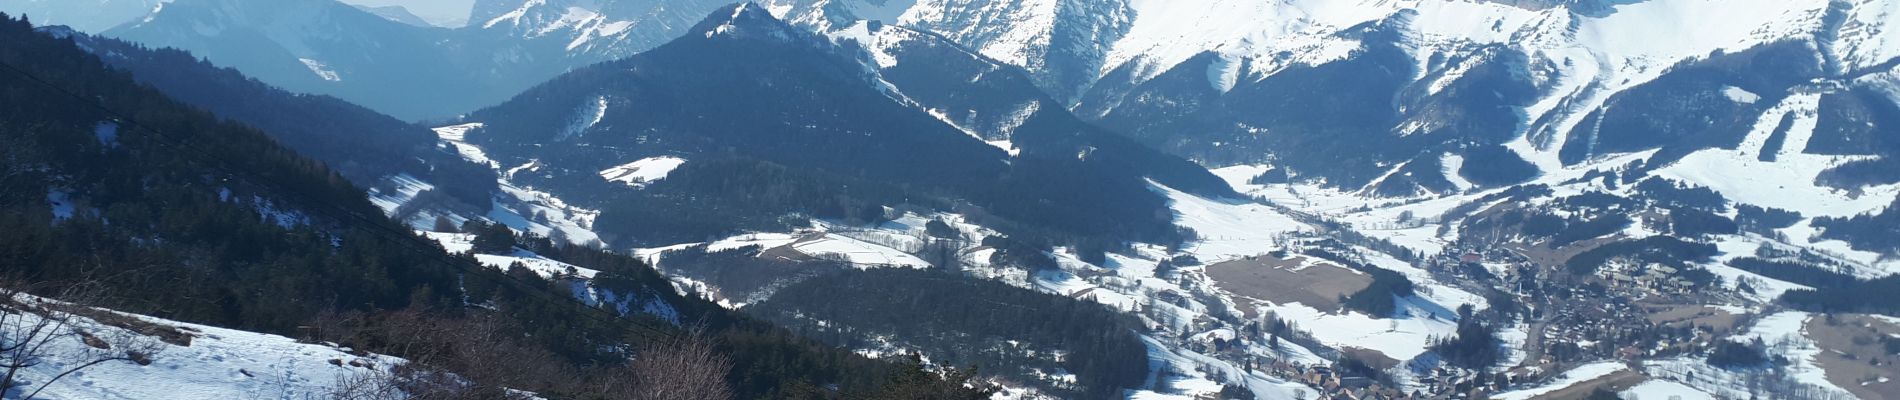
[0,56,680,341]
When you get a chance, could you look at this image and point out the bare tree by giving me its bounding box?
[322,370,408,400]
[0,281,164,399]
[605,330,734,400]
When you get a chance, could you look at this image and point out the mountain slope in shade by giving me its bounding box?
[826,21,1233,197]
[99,0,497,120]
[353,4,433,27]
[95,0,743,120]
[0,0,164,32]
[50,26,499,213]
[459,3,1230,247]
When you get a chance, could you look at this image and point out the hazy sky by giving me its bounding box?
[338,0,476,26]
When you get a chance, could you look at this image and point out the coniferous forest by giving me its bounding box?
[749,268,1151,399]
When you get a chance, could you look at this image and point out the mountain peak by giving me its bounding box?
[690,1,796,41]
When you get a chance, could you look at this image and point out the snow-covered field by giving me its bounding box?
[1151,182,1309,262]
[1620,379,1716,400]
[432,123,494,168]
[1491,361,1629,400]
[790,233,933,269]
[1733,312,1850,395]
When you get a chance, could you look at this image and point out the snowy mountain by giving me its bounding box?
[735,0,1900,196]
[0,0,165,32]
[0,13,1003,399]
[452,2,1232,248]
[88,0,739,120]
[468,0,734,58]
[98,0,501,120]
[13,0,1900,398]
[54,27,499,212]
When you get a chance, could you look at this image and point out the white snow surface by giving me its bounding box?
[423,231,680,323]
[1620,379,1716,400]
[598,156,685,188]
[1152,181,1309,262]
[790,233,933,269]
[1258,298,1461,361]
[432,123,495,168]
[1721,86,1761,104]
[424,231,599,279]
[1492,361,1629,400]
[9,295,404,400]
[366,173,435,215]
[1733,311,1853,396]
[296,58,341,82]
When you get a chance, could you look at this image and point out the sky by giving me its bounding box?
[338,0,476,27]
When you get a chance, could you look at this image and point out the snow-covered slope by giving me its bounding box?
[472,0,732,57]
[5,294,406,400]
[745,0,1900,206]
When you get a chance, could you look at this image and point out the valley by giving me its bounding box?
[1,0,1899,399]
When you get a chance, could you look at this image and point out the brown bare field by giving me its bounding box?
[1208,255,1372,315]
[1341,347,1400,370]
[1528,369,1646,400]
[1640,303,1741,333]
[1806,314,1900,399]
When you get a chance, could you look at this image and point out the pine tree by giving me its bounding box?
[471,224,517,254]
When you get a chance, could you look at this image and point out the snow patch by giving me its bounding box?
[297,58,341,82]
[46,189,75,221]
[791,234,933,269]
[1722,85,1761,104]
[433,123,494,168]
[598,156,685,188]
[94,121,118,148]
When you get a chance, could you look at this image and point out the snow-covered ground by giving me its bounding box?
[1151,182,1309,262]
[1733,312,1850,395]
[422,231,681,323]
[790,233,933,269]
[7,295,404,400]
[1620,379,1716,400]
[1637,312,1858,400]
[1492,361,1629,400]
[1257,298,1460,361]
[599,156,685,188]
[487,182,604,247]
[432,123,494,168]
[424,231,599,279]
[366,173,436,214]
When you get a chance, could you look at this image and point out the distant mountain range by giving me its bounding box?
[9,0,1887,195]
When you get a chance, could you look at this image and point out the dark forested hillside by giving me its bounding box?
[0,12,446,331]
[463,3,1230,249]
[0,14,984,399]
[51,28,498,209]
[750,268,1152,399]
